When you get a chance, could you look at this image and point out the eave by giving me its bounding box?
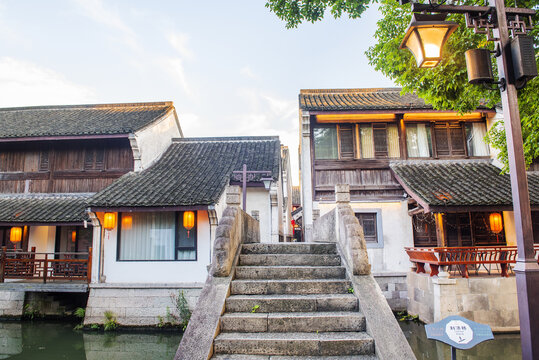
[0,133,130,143]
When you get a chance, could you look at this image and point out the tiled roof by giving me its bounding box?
[292,186,301,205]
[0,193,91,223]
[89,137,281,208]
[0,102,174,139]
[390,160,539,210]
[299,88,432,111]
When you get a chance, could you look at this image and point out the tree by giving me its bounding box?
[266,0,539,171]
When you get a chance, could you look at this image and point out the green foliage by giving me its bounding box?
[167,291,192,331]
[347,287,354,294]
[74,307,86,319]
[90,323,100,330]
[266,0,539,170]
[23,303,42,320]
[73,323,84,330]
[103,311,118,331]
[251,305,260,313]
[396,310,420,323]
[265,0,370,29]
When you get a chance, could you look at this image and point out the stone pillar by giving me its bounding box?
[270,184,279,243]
[226,185,241,207]
[208,207,219,260]
[335,184,351,205]
[300,111,314,242]
[87,211,102,284]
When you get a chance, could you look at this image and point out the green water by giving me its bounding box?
[400,321,522,360]
[0,321,181,360]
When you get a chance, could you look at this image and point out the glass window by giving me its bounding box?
[119,212,176,261]
[465,123,490,156]
[313,126,338,159]
[360,125,374,159]
[177,212,197,260]
[387,124,401,158]
[355,213,378,243]
[434,122,466,157]
[406,123,433,157]
[338,125,355,159]
[0,226,25,250]
[359,124,400,159]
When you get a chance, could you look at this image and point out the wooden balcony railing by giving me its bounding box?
[0,247,92,283]
[405,245,539,278]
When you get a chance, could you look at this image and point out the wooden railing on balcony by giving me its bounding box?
[0,247,92,283]
[405,245,539,278]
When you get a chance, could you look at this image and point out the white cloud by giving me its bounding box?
[167,32,195,61]
[0,57,96,107]
[240,66,257,80]
[73,0,138,49]
[159,57,192,97]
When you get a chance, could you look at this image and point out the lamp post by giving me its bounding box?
[400,2,538,358]
[231,164,272,211]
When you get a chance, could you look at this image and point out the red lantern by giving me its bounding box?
[122,215,133,230]
[183,211,195,238]
[489,213,503,234]
[103,212,117,230]
[291,219,296,226]
[10,227,22,243]
[71,230,77,243]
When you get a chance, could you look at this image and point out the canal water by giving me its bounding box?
[400,321,522,360]
[0,320,181,359]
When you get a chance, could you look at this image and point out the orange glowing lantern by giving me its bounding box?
[122,215,133,230]
[71,230,77,243]
[103,212,117,230]
[489,213,503,234]
[183,211,195,238]
[10,227,22,243]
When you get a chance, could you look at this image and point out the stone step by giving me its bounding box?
[212,356,377,360]
[239,254,341,267]
[220,312,366,333]
[235,266,346,280]
[231,279,352,295]
[225,294,358,313]
[241,243,337,255]
[213,332,375,356]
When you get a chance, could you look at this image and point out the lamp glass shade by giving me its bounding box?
[489,213,503,234]
[122,215,133,230]
[71,230,77,243]
[400,13,458,68]
[103,212,117,230]
[183,211,195,231]
[261,177,272,190]
[10,227,22,243]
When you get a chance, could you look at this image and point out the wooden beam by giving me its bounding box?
[403,112,484,121]
[316,114,396,122]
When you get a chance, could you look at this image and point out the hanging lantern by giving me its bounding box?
[122,215,133,230]
[183,211,195,238]
[10,227,22,243]
[489,213,503,234]
[103,212,117,230]
[399,13,458,68]
[71,230,77,243]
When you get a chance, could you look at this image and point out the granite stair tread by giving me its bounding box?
[212,355,377,360]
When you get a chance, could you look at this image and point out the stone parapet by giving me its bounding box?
[0,290,24,318]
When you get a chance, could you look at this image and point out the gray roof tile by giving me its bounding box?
[390,160,539,209]
[89,137,281,208]
[0,102,174,139]
[0,193,91,223]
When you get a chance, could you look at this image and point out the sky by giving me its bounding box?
[0,0,394,184]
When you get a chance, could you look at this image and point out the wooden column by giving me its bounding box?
[398,116,408,159]
[435,213,445,247]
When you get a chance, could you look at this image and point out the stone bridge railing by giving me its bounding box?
[175,186,259,360]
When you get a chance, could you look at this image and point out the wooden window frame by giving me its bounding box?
[354,209,384,248]
[116,211,198,262]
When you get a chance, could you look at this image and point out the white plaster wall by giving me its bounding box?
[27,226,56,253]
[245,187,271,243]
[99,210,211,284]
[503,211,517,246]
[318,200,413,273]
[133,111,182,170]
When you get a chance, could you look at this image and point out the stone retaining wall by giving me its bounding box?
[84,284,203,326]
[373,273,407,311]
[407,271,519,332]
[0,290,24,317]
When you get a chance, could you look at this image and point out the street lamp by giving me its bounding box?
[400,2,538,358]
[231,164,273,211]
[400,13,458,68]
